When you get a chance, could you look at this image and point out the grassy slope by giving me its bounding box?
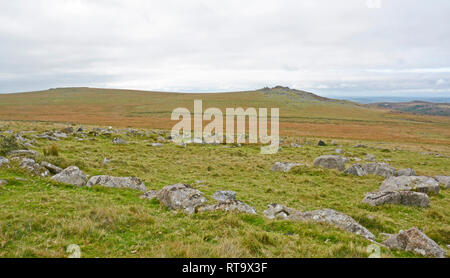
[0,87,449,153]
[0,121,448,258]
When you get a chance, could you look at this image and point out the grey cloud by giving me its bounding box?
[0,0,449,97]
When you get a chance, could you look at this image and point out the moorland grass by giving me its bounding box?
[0,121,448,257]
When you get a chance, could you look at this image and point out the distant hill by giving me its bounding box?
[370,101,450,117]
[0,86,449,145]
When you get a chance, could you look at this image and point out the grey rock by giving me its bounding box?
[396,168,416,176]
[156,183,207,214]
[313,155,346,171]
[363,162,396,178]
[103,157,110,165]
[382,228,446,258]
[290,143,302,148]
[0,179,8,186]
[8,150,38,157]
[19,158,50,177]
[51,166,87,187]
[212,190,236,202]
[140,190,158,200]
[335,148,344,154]
[61,126,74,134]
[271,162,302,172]
[53,132,67,138]
[151,143,163,147]
[86,175,146,191]
[434,176,450,189]
[0,156,9,167]
[354,144,368,148]
[365,154,376,162]
[33,133,59,141]
[112,137,127,145]
[41,161,63,174]
[362,191,429,207]
[301,209,375,240]
[263,203,303,220]
[379,176,440,195]
[198,199,256,214]
[263,204,374,240]
[344,163,367,176]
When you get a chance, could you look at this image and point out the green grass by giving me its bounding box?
[0,121,449,258]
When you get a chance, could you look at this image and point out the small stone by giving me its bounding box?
[140,190,158,200]
[112,137,127,145]
[271,162,302,172]
[317,140,327,146]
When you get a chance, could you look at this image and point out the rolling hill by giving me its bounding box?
[0,86,449,148]
[370,101,450,117]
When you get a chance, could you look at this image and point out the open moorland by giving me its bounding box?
[0,87,448,258]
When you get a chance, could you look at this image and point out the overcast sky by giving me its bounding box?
[1,0,449,97]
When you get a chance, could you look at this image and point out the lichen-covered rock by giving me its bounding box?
[434,176,450,189]
[344,163,367,176]
[363,162,396,178]
[51,166,87,186]
[313,155,346,171]
[379,176,440,195]
[41,161,62,174]
[263,204,374,240]
[271,162,302,172]
[156,183,207,214]
[362,191,429,207]
[382,228,446,258]
[86,175,146,191]
[19,158,50,177]
[301,209,375,240]
[198,199,256,214]
[212,190,236,202]
[396,168,416,176]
